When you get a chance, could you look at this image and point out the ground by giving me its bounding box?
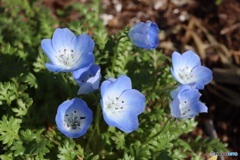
[43,0,240,159]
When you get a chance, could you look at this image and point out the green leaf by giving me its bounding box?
[0,116,20,147]
[111,132,125,150]
[57,139,80,160]
[0,153,14,160]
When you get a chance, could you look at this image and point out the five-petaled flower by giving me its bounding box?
[55,98,92,138]
[128,21,159,50]
[41,28,95,72]
[170,85,208,119]
[72,64,102,95]
[171,50,213,89]
[100,75,146,133]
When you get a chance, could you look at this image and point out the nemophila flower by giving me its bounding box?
[100,75,146,133]
[171,50,213,89]
[128,21,159,49]
[41,28,95,72]
[170,85,208,119]
[55,98,92,138]
[72,64,102,95]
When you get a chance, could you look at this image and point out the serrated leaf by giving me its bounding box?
[0,116,20,147]
[57,139,78,160]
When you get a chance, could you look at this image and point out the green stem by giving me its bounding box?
[95,105,101,135]
[143,117,172,145]
[86,105,101,150]
[111,35,128,74]
[61,73,73,98]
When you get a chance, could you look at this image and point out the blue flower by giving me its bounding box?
[55,98,92,138]
[128,21,159,50]
[100,75,146,133]
[72,64,102,95]
[170,85,208,119]
[41,28,95,72]
[171,50,213,89]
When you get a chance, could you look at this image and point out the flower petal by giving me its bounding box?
[51,28,75,51]
[181,50,201,69]
[77,82,93,95]
[170,67,181,84]
[100,78,114,100]
[45,63,67,72]
[41,39,58,64]
[170,98,181,118]
[128,22,146,36]
[72,65,91,80]
[171,51,182,70]
[178,88,203,118]
[71,34,95,56]
[170,85,192,99]
[89,64,100,74]
[72,52,95,71]
[172,50,201,73]
[193,66,213,89]
[197,102,208,113]
[131,34,151,49]
[106,75,132,99]
[178,88,200,104]
[119,89,146,115]
[89,69,102,89]
[102,110,139,133]
[73,64,101,94]
[148,22,159,48]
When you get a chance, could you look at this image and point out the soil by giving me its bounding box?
[43,0,240,159]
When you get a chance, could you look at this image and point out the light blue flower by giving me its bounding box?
[170,85,208,119]
[55,98,92,138]
[128,21,159,50]
[171,50,213,89]
[41,28,95,72]
[100,75,146,133]
[72,64,102,95]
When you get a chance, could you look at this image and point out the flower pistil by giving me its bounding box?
[55,48,80,69]
[64,110,86,130]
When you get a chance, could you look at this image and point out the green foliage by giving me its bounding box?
[57,139,84,160]
[0,116,20,147]
[11,129,50,158]
[105,31,133,77]
[0,0,228,159]
[189,136,228,153]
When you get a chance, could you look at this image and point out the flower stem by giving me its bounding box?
[86,105,101,150]
[111,34,128,74]
[143,116,172,145]
[95,104,101,135]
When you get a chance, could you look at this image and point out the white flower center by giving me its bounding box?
[177,66,194,83]
[104,96,125,115]
[179,100,191,116]
[64,110,86,130]
[55,48,80,69]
